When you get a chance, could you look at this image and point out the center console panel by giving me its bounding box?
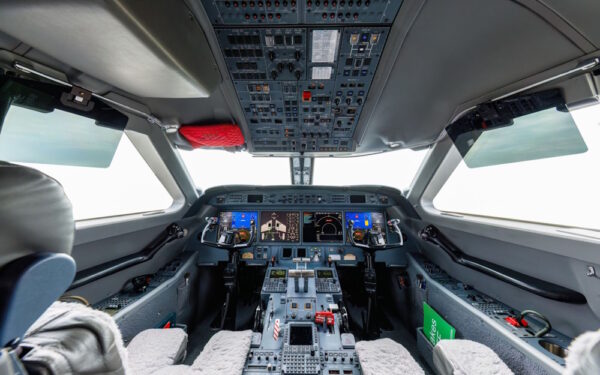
[190,187,413,374]
[246,257,359,374]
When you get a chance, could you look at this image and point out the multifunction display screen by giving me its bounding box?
[260,211,300,242]
[218,211,257,241]
[345,212,386,238]
[303,212,344,243]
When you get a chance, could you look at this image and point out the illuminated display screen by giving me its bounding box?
[260,211,300,242]
[218,211,257,237]
[317,269,334,278]
[270,269,287,279]
[345,212,386,237]
[303,212,344,242]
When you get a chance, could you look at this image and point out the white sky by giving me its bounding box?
[20,136,173,221]
[179,148,429,192]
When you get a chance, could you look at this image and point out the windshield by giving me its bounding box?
[179,147,428,191]
[312,149,428,188]
[179,149,291,189]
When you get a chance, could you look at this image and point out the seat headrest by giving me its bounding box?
[0,162,74,267]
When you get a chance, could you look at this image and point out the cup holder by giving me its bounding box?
[539,340,569,358]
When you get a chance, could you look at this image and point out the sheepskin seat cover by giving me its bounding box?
[433,339,513,375]
[355,338,425,375]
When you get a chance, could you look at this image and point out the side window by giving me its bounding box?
[433,102,600,231]
[17,134,174,221]
[0,80,173,221]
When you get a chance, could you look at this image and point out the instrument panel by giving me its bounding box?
[219,209,386,245]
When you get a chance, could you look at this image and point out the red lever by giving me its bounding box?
[505,316,528,328]
[505,316,520,327]
[314,311,335,326]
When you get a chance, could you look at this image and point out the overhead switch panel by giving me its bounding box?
[199,0,403,153]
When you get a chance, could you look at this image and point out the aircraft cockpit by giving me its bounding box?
[0,1,599,375]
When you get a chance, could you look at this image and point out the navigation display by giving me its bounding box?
[303,212,344,243]
[260,211,300,242]
[345,212,386,239]
[218,211,257,239]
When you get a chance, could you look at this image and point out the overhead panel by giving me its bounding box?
[200,0,403,153]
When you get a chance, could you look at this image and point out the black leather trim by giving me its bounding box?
[0,162,74,266]
[69,224,184,290]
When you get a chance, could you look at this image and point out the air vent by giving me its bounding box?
[247,194,263,203]
[331,194,347,203]
[228,194,244,203]
[350,194,366,203]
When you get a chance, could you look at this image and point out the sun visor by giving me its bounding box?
[0,0,220,98]
[179,124,245,148]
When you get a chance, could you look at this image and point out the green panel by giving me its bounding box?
[423,302,456,346]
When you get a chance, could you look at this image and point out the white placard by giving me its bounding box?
[311,30,339,63]
[312,66,333,80]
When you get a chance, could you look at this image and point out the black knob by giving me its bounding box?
[357,98,363,105]
[277,63,284,72]
[288,62,294,72]
[271,70,278,79]
[295,70,302,80]
[345,97,352,105]
[268,51,276,61]
[295,50,302,61]
[334,97,341,105]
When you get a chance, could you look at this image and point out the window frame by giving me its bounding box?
[414,135,600,246]
[71,125,191,232]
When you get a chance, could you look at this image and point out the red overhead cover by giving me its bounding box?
[179,124,244,148]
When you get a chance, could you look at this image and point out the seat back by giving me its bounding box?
[0,162,75,347]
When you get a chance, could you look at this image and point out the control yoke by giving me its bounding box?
[347,218,404,250]
[201,217,256,249]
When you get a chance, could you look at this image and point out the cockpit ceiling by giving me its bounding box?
[0,0,598,155]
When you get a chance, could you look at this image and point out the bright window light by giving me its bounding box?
[179,148,291,189]
[313,149,429,191]
[18,135,174,221]
[434,102,600,230]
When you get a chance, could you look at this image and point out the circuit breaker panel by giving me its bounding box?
[200,1,403,153]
